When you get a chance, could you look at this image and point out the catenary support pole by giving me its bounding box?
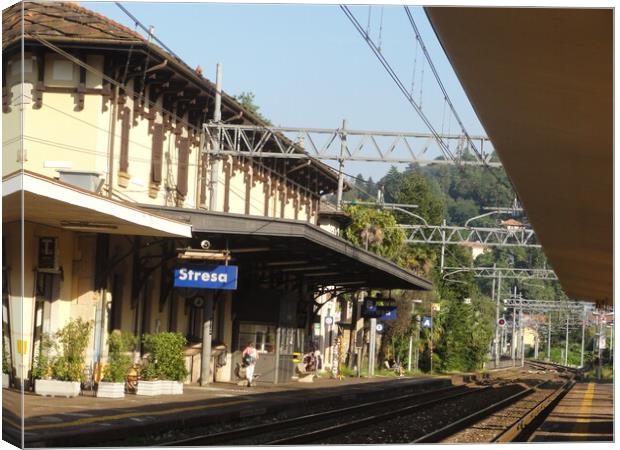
[564,314,569,366]
[511,307,517,366]
[492,267,499,368]
[547,313,552,362]
[209,63,223,211]
[336,119,346,210]
[439,219,446,273]
[520,305,525,367]
[416,318,421,371]
[580,305,586,368]
[430,306,434,374]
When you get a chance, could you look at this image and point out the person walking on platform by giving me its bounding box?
[242,342,259,387]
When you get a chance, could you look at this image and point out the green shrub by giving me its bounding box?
[31,333,54,380]
[102,331,138,383]
[2,335,11,375]
[51,318,92,382]
[142,332,188,381]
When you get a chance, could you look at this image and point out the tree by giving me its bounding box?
[235,91,272,125]
[342,205,404,261]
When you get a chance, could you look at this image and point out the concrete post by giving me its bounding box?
[368,317,376,376]
[200,294,214,386]
[407,333,413,372]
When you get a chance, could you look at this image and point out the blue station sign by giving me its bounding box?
[174,265,238,290]
[362,297,397,321]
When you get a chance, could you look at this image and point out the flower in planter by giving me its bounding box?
[102,331,138,383]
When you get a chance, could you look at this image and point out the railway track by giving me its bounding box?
[160,360,572,445]
[161,383,482,446]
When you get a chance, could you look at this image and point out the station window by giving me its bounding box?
[237,322,276,353]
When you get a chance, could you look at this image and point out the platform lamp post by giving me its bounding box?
[361,224,382,377]
[408,299,423,372]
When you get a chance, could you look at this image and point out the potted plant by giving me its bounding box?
[137,332,188,396]
[97,331,137,398]
[136,362,160,396]
[35,318,92,398]
[2,350,10,389]
[31,332,54,390]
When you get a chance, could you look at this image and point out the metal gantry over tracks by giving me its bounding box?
[203,122,496,165]
[442,267,558,280]
[401,224,540,247]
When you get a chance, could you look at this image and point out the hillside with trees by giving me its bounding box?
[339,162,567,373]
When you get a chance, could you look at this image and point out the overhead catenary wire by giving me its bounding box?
[114,2,184,63]
[403,6,513,190]
[339,5,457,163]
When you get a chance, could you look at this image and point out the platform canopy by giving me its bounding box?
[426,7,612,305]
[2,171,192,238]
[142,206,433,291]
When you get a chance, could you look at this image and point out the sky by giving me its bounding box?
[84,1,488,181]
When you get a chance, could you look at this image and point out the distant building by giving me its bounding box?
[500,218,524,231]
[461,242,487,260]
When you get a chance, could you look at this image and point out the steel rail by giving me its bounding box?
[412,379,550,443]
[161,383,468,446]
[266,383,501,445]
[494,378,576,442]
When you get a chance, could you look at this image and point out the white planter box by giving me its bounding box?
[35,379,81,398]
[159,380,183,395]
[96,381,125,398]
[2,373,9,389]
[136,380,161,396]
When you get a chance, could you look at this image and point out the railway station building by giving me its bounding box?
[2,1,432,388]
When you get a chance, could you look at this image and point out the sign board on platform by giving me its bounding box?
[174,265,238,290]
[362,297,397,320]
[421,316,432,329]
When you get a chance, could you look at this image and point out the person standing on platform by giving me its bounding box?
[242,342,259,387]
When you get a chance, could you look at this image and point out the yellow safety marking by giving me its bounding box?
[17,398,253,431]
[574,383,595,423]
[536,431,612,438]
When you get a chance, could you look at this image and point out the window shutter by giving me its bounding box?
[119,106,130,173]
[177,137,190,197]
[151,123,164,184]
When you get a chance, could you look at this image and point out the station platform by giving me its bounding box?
[529,382,614,442]
[2,375,450,447]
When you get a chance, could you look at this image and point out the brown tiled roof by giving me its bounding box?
[2,1,342,188]
[2,1,147,49]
